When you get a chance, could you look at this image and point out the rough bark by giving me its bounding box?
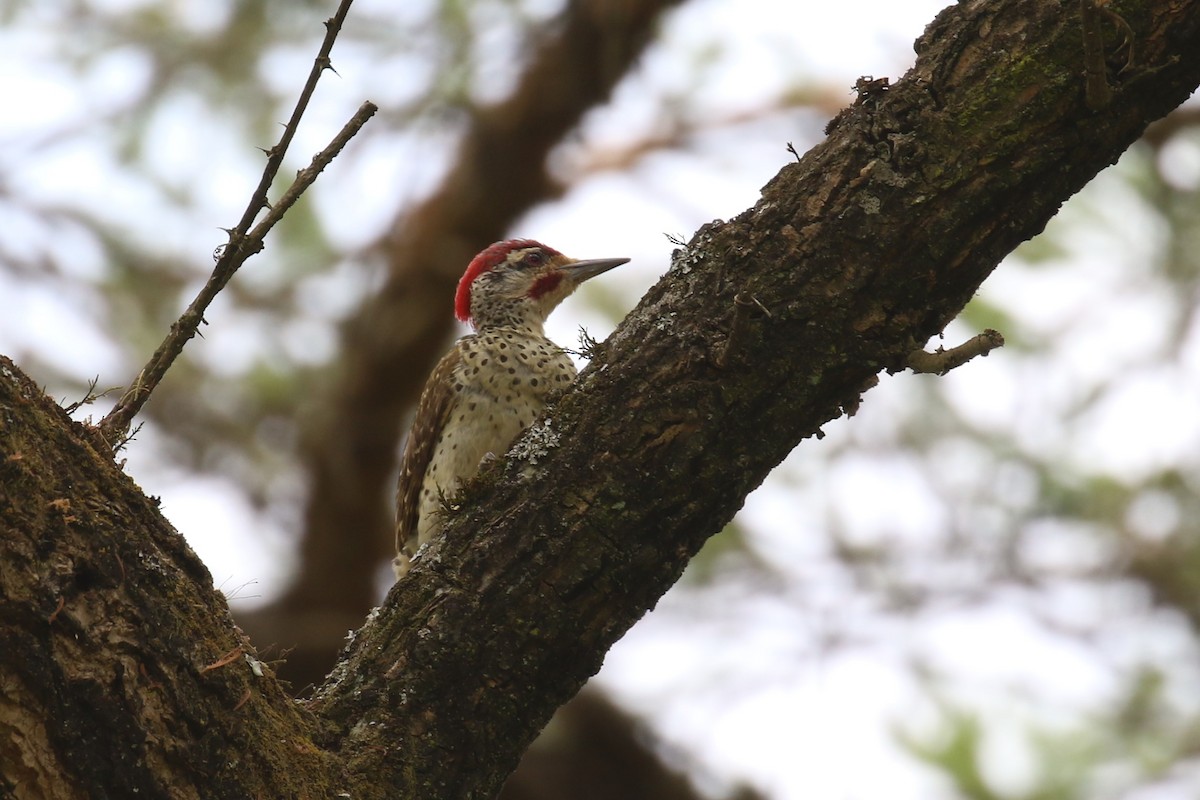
[0,361,345,798]
[245,4,692,787]
[309,0,1200,795]
[2,0,1199,798]
[277,0,687,653]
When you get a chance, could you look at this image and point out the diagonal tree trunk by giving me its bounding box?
[2,1,1198,797]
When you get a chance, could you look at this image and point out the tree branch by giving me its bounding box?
[0,356,345,798]
[281,0,687,680]
[4,0,1199,798]
[97,0,367,446]
[309,0,1200,795]
[906,329,1005,375]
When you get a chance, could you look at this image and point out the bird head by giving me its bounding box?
[455,239,629,332]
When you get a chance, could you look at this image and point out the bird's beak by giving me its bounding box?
[559,256,630,283]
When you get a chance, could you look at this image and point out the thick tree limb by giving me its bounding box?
[0,358,346,798]
[3,0,1199,798]
[310,0,1200,796]
[275,0,686,685]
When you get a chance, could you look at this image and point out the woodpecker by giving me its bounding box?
[393,239,628,578]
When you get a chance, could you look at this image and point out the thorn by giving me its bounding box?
[316,56,338,76]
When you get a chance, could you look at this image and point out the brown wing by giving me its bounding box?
[395,345,462,562]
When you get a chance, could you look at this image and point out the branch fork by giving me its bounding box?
[95,0,372,448]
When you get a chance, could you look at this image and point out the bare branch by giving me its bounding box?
[246,102,377,246]
[906,329,1006,375]
[4,1,1200,796]
[97,0,367,445]
[305,4,1200,794]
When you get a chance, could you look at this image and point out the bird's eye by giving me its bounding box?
[522,250,545,268]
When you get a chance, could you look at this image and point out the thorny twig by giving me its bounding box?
[97,0,370,447]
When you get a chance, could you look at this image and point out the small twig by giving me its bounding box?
[110,421,143,455]
[906,329,1005,375]
[230,0,357,241]
[571,327,604,361]
[97,0,369,446]
[247,103,376,247]
[63,376,121,415]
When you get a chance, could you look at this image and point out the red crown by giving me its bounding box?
[454,239,560,323]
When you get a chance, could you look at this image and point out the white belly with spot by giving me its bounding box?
[415,329,576,545]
